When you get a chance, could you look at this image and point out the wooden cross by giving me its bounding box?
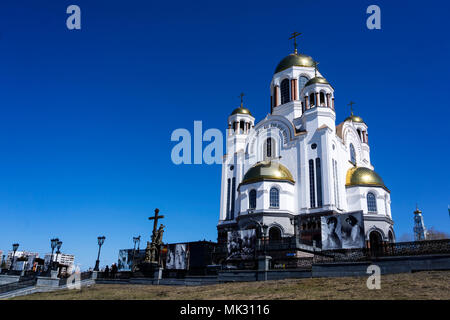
[148,208,164,238]
[348,101,356,115]
[289,32,301,53]
[239,92,244,107]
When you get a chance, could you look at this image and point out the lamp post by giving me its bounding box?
[9,243,19,272]
[48,238,59,272]
[94,236,105,271]
[53,240,63,271]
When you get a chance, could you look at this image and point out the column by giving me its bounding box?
[326,93,330,108]
[274,86,279,107]
[332,98,335,110]
[294,79,298,100]
[315,92,319,107]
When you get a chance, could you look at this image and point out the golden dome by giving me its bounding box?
[305,76,330,87]
[230,107,252,116]
[346,166,388,190]
[241,161,295,185]
[274,53,315,74]
[344,114,365,123]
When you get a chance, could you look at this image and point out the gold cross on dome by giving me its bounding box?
[348,101,356,115]
[313,61,319,77]
[289,32,302,54]
[239,92,244,107]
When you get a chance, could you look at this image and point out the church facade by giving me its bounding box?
[217,48,395,250]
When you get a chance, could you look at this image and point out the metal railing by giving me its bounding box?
[215,238,450,267]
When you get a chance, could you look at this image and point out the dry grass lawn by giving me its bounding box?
[12,270,450,300]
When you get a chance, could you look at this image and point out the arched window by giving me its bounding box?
[367,192,377,213]
[319,92,325,106]
[249,189,256,210]
[388,230,394,243]
[264,138,275,159]
[269,187,279,208]
[350,143,356,164]
[309,93,315,107]
[280,79,290,104]
[299,76,309,91]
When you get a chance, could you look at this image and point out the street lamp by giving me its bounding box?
[48,238,59,272]
[94,236,106,271]
[53,240,63,271]
[9,243,19,272]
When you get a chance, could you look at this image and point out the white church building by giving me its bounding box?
[217,46,395,250]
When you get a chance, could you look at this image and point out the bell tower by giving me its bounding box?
[413,205,427,241]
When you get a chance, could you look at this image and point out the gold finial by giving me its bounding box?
[239,92,244,108]
[289,32,301,54]
[313,61,319,77]
[348,101,356,115]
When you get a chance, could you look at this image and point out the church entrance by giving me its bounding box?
[268,227,281,242]
[369,231,383,256]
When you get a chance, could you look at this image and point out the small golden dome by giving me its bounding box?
[241,161,295,185]
[274,53,315,74]
[344,114,365,124]
[305,76,330,87]
[346,166,388,190]
[230,107,252,116]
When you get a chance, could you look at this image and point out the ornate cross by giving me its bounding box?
[148,208,164,239]
[313,61,319,77]
[348,101,356,115]
[289,32,301,54]
[239,92,244,107]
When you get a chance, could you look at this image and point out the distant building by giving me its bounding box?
[44,253,75,274]
[5,251,39,270]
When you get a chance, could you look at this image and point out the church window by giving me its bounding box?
[350,143,356,164]
[280,79,290,104]
[309,93,315,107]
[299,76,308,91]
[231,177,236,219]
[311,143,317,150]
[239,120,245,133]
[269,187,279,208]
[264,138,275,159]
[309,159,316,208]
[226,178,231,219]
[319,92,325,106]
[367,192,377,213]
[249,189,256,209]
[315,158,323,207]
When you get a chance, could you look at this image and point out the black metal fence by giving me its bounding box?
[313,239,450,264]
[214,238,450,268]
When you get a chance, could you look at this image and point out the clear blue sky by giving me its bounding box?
[0,0,449,270]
